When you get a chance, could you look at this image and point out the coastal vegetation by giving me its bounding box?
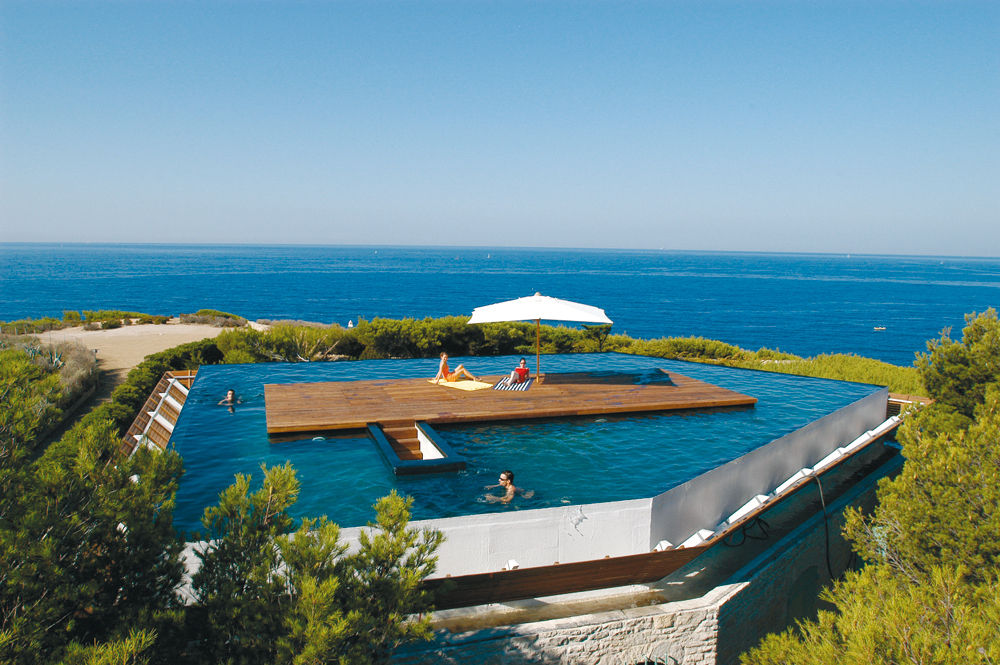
[0,309,239,335]
[208,315,925,394]
[0,337,99,452]
[742,309,1000,665]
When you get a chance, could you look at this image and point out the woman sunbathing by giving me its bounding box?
[502,357,530,386]
[434,352,478,383]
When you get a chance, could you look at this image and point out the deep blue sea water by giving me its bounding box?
[3,243,1000,366]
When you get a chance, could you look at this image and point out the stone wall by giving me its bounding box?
[395,585,741,665]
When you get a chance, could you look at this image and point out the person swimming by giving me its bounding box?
[433,352,478,383]
[484,470,534,504]
[218,388,241,413]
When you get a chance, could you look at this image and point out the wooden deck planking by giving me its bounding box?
[422,543,709,610]
[265,370,756,434]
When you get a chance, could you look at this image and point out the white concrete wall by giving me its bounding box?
[415,427,444,460]
[340,497,652,577]
[648,388,887,548]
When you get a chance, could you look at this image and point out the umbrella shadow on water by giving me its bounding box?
[541,369,676,386]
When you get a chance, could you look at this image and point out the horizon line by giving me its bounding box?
[2,241,998,262]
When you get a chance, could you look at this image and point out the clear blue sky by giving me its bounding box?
[2,1,997,255]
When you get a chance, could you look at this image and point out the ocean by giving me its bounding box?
[2,243,999,367]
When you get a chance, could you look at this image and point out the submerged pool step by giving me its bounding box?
[369,421,468,475]
[380,423,423,460]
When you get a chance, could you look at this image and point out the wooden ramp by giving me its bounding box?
[265,369,756,437]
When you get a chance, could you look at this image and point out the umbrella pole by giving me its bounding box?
[535,319,541,383]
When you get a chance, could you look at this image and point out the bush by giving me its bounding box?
[101,319,121,330]
[0,346,62,457]
[83,310,159,323]
[726,353,924,395]
[625,336,747,361]
[49,341,100,410]
[180,310,247,328]
[0,317,65,335]
[193,308,243,319]
[0,339,99,438]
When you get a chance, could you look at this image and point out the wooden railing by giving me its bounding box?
[120,370,197,456]
[887,392,931,418]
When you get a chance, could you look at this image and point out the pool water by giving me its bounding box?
[169,353,882,535]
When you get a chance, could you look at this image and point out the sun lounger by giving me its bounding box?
[493,377,534,392]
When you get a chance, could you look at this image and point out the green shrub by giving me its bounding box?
[101,319,121,330]
[0,346,62,456]
[0,317,65,334]
[49,342,99,409]
[82,310,156,322]
[727,353,924,395]
[221,349,257,364]
[193,308,242,319]
[624,336,747,361]
[180,310,247,327]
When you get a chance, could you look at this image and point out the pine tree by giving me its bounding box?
[187,467,442,665]
[188,464,299,665]
[742,310,1000,665]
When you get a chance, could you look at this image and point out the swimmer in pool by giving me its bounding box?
[433,352,478,383]
[218,388,242,412]
[484,470,533,504]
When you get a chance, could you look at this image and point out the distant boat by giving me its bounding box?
[873,326,886,331]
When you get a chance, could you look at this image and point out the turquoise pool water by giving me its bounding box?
[169,353,882,535]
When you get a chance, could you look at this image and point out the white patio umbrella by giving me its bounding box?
[467,293,613,380]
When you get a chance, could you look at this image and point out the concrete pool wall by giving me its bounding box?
[339,387,889,577]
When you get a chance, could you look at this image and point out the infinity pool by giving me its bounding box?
[168,353,882,535]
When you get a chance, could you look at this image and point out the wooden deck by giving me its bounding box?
[264,369,756,436]
[423,542,709,610]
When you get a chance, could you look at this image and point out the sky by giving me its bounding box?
[1,1,997,255]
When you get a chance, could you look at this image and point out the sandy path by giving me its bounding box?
[36,320,234,373]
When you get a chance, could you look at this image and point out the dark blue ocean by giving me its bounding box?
[3,243,999,367]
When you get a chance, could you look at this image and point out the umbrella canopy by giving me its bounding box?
[467,293,612,379]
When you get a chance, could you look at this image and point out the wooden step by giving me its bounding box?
[382,428,417,440]
[379,420,423,460]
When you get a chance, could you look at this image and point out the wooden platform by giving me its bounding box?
[423,542,709,610]
[264,369,756,435]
